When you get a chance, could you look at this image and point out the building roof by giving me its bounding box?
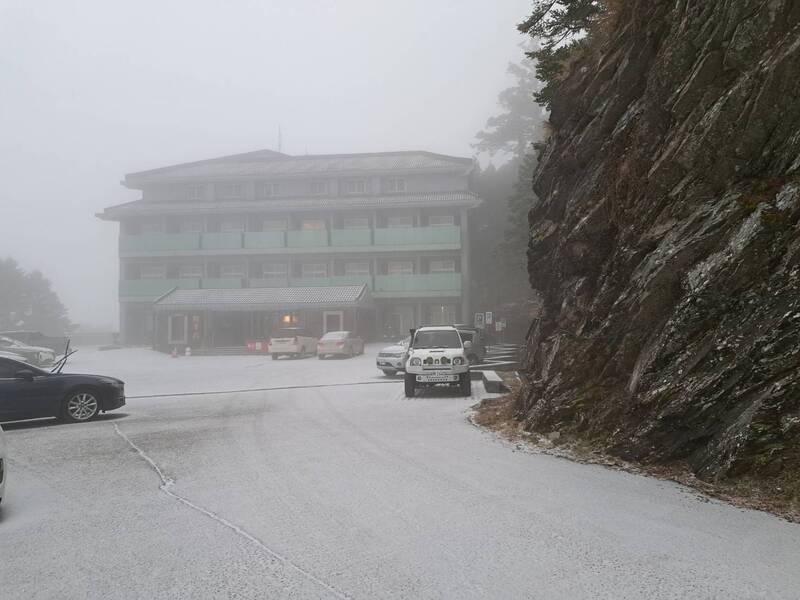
[124,150,474,187]
[153,285,372,312]
[97,191,480,220]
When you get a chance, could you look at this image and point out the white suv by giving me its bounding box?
[404,326,472,397]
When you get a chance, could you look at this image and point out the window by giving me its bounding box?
[263,219,288,231]
[220,264,246,278]
[187,185,204,201]
[343,216,369,229]
[344,262,370,276]
[140,221,164,234]
[218,183,244,199]
[179,220,203,233]
[386,215,414,228]
[220,219,245,233]
[301,263,328,278]
[387,261,414,275]
[342,179,368,195]
[301,219,327,230]
[140,265,166,279]
[309,181,328,195]
[178,265,204,278]
[259,182,280,197]
[262,263,288,279]
[385,177,406,193]
[428,215,455,227]
[429,259,455,273]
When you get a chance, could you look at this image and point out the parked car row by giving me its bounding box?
[267,328,366,360]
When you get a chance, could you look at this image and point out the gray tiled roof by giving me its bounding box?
[154,285,371,311]
[126,151,473,185]
[98,191,480,220]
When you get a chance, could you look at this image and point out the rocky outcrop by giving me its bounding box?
[519,0,800,488]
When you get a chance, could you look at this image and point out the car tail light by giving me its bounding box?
[336,341,344,347]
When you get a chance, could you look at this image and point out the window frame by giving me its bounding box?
[387,261,414,276]
[301,263,328,278]
[428,214,455,227]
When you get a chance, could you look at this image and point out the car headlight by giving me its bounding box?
[410,357,422,366]
[452,357,465,366]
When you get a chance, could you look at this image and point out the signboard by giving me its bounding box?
[495,321,502,332]
[485,311,493,325]
[474,312,485,329]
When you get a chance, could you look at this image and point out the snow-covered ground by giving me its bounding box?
[60,343,396,397]
[1,347,799,599]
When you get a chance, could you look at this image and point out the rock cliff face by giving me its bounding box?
[520,0,800,486]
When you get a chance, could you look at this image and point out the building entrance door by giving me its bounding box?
[388,305,415,338]
[168,314,188,346]
[323,311,344,333]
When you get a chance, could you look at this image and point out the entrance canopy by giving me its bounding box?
[153,285,373,312]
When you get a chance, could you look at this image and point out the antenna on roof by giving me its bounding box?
[277,125,282,153]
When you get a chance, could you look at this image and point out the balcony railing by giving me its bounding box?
[374,273,461,295]
[201,233,242,250]
[244,231,285,249]
[119,225,461,255]
[119,272,460,299]
[287,230,328,247]
[331,229,372,246]
[120,233,200,252]
[374,226,460,247]
[119,278,200,299]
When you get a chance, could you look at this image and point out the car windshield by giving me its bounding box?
[321,331,348,340]
[412,330,462,349]
[275,329,306,337]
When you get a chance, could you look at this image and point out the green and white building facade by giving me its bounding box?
[98,149,480,349]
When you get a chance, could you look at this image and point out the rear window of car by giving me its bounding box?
[275,329,308,337]
[321,331,348,340]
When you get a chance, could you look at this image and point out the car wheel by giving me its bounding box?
[318,354,325,360]
[272,354,279,360]
[62,389,100,423]
[404,373,416,397]
[460,374,472,397]
[381,369,396,377]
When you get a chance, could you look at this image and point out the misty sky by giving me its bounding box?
[0,0,532,329]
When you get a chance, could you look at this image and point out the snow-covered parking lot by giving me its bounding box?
[1,346,799,599]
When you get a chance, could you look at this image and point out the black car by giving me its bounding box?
[0,357,125,423]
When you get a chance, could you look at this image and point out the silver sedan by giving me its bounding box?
[317,331,365,359]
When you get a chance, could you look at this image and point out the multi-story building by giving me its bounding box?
[98,149,480,350]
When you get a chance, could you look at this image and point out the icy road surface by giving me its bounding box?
[1,347,799,599]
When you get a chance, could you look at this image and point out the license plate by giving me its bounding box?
[416,374,458,383]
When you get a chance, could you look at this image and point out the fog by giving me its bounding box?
[0,0,529,329]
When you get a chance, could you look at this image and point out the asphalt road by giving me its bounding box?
[1,349,799,599]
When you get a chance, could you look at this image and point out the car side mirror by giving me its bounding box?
[16,369,35,382]
[463,340,473,349]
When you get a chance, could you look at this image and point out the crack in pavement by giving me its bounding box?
[111,422,352,600]
[127,379,400,399]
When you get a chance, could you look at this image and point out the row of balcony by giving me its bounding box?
[119,226,461,254]
[119,273,462,300]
